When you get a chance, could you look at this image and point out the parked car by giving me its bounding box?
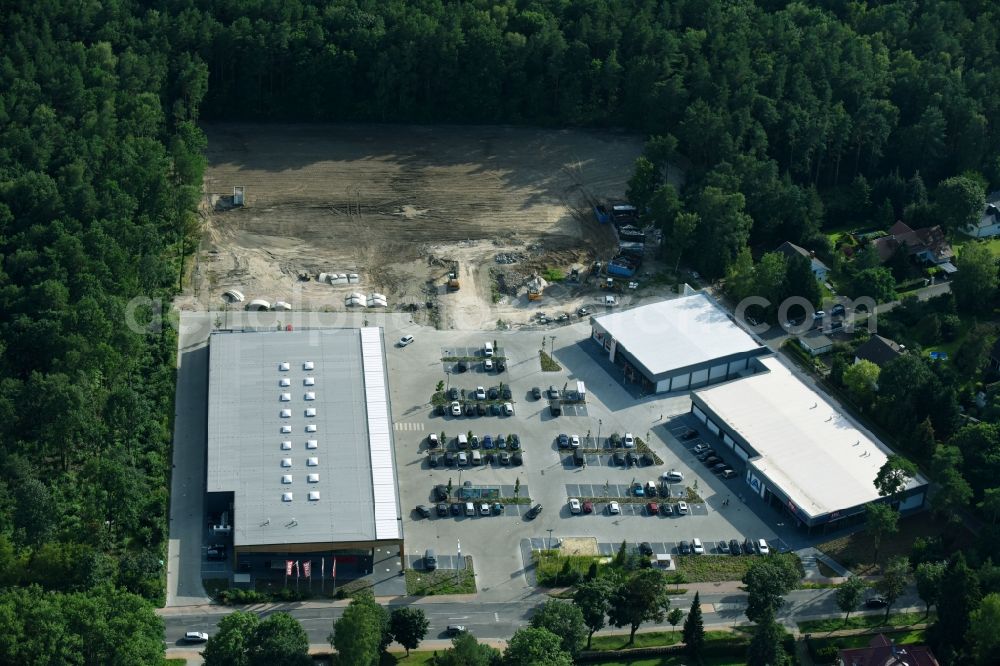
[448,387,460,400]
[646,502,659,515]
[499,451,510,465]
[483,359,494,371]
[577,307,591,316]
[692,442,710,454]
[398,335,414,347]
[645,481,658,497]
[470,435,480,449]
[434,485,450,501]
[428,433,440,448]
[570,435,581,448]
[435,404,446,416]
[206,545,227,561]
[729,539,741,556]
[681,428,699,440]
[717,540,730,554]
[483,435,494,449]
[428,454,440,467]
[508,434,520,449]
[457,452,468,466]
[501,386,512,399]
[613,451,625,465]
[608,501,621,515]
[496,360,506,372]
[678,541,692,555]
[756,539,770,555]
[582,501,594,514]
[703,456,722,466]
[639,542,653,555]
[632,483,645,497]
[712,462,729,474]
[425,548,437,570]
[464,403,476,416]
[676,501,689,515]
[492,502,504,514]
[548,386,560,399]
[531,386,542,400]
[444,451,455,466]
[416,505,431,518]
[573,448,585,466]
[488,387,499,400]
[490,403,502,415]
[475,386,487,400]
[557,433,570,449]
[436,503,449,517]
[831,303,846,316]
[496,434,507,449]
[742,539,755,554]
[662,471,684,483]
[450,401,462,416]
[526,504,543,519]
[476,403,487,416]
[479,503,490,516]
[450,503,462,516]
[624,432,635,448]
[503,402,514,416]
[865,596,888,609]
[696,448,715,460]
[692,538,704,554]
[661,503,673,516]
[569,498,582,514]
[626,452,639,466]
[184,631,209,643]
[721,469,738,479]
[511,452,523,466]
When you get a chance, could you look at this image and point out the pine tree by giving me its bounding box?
[682,592,705,663]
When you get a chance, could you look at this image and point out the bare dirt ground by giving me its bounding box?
[181,123,644,329]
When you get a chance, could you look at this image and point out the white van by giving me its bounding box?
[465,502,475,516]
[471,450,482,465]
[457,433,469,449]
[483,341,494,357]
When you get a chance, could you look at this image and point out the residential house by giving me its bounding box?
[775,241,830,281]
[838,633,939,666]
[798,332,833,356]
[854,335,903,368]
[874,221,956,273]
[964,191,1000,238]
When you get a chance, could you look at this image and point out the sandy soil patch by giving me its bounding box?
[180,123,644,327]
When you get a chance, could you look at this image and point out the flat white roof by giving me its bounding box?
[207,327,401,547]
[592,294,762,376]
[694,356,922,519]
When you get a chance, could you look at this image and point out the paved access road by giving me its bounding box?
[163,585,923,649]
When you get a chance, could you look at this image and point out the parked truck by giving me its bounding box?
[447,261,460,291]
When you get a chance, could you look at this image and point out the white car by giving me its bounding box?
[503,402,514,416]
[569,498,581,514]
[475,386,486,400]
[484,358,494,371]
[184,631,209,643]
[692,443,709,454]
[676,501,689,515]
[450,401,462,416]
[608,501,621,515]
[662,470,684,483]
[480,503,490,516]
[428,433,439,447]
[570,435,581,448]
[398,335,414,347]
[623,432,635,448]
[692,538,704,554]
[756,539,770,555]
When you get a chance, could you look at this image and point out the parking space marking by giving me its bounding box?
[394,422,426,431]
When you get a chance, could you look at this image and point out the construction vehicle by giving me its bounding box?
[446,261,460,291]
[527,274,544,301]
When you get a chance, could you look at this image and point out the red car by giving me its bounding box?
[582,501,594,514]
[646,502,659,515]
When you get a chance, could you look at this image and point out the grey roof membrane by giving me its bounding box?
[207,328,397,546]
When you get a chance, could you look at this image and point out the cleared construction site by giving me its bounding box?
[185,123,645,329]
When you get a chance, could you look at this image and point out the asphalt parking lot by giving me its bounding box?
[385,320,784,598]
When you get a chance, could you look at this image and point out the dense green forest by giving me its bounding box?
[0,0,205,660]
[3,0,1000,662]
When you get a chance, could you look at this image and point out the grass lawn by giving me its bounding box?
[588,630,734,651]
[539,350,562,371]
[951,236,1000,258]
[164,660,187,666]
[405,558,476,595]
[379,652,438,665]
[807,628,927,653]
[534,551,606,586]
[675,552,803,583]
[585,657,746,666]
[816,514,974,574]
[798,611,931,633]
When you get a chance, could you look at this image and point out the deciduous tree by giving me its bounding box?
[502,627,572,666]
[742,558,800,624]
[528,599,585,657]
[608,568,671,645]
[330,591,388,666]
[389,607,429,657]
[865,503,899,565]
[573,578,611,649]
[914,561,946,615]
[835,577,867,623]
[875,557,910,622]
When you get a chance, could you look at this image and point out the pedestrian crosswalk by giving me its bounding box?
[394,422,425,432]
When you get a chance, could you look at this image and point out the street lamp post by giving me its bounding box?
[597,419,602,448]
[547,528,554,550]
[446,369,451,391]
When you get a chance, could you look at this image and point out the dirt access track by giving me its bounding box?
[184,123,643,329]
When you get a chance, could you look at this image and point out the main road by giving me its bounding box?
[162,585,924,649]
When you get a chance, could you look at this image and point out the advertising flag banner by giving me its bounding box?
[303,560,312,578]
[331,557,337,580]
[295,560,300,577]
[321,557,325,580]
[285,560,294,576]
